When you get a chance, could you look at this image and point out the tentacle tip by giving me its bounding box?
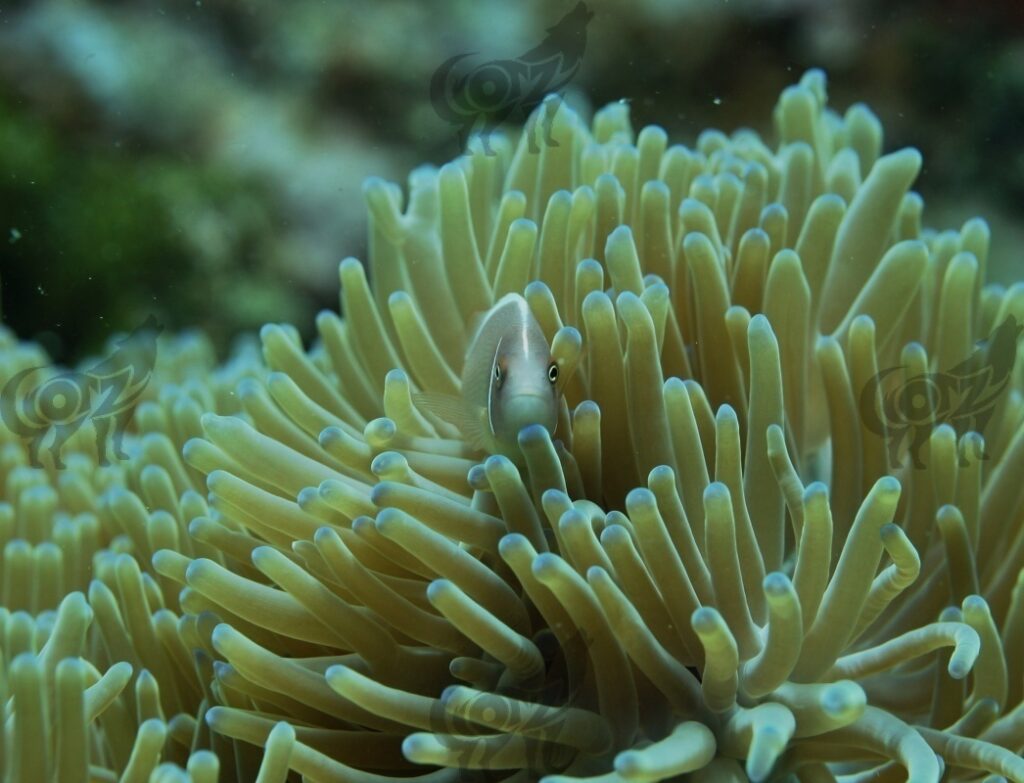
[703,481,731,504]
[517,423,550,446]
[366,417,398,440]
[426,579,454,603]
[821,681,865,716]
[961,594,989,616]
[438,683,465,705]
[401,733,435,763]
[384,368,409,385]
[368,482,391,506]
[531,552,561,581]
[803,481,829,500]
[203,705,226,728]
[483,454,512,472]
[691,606,718,632]
[249,545,277,568]
[586,565,609,584]
[647,464,675,485]
[763,572,792,598]
[625,486,656,512]
[874,475,901,495]
[313,525,338,546]
[338,257,363,274]
[467,464,490,491]
[948,661,971,680]
[497,531,526,552]
[715,402,738,423]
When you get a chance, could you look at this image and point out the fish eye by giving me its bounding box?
[493,364,502,382]
[547,362,559,383]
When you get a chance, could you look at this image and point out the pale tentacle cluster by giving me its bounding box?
[1,70,1023,782]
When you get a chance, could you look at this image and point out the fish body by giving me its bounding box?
[415,293,559,459]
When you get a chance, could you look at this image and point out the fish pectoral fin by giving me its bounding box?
[412,392,490,450]
[412,392,465,426]
[463,407,492,452]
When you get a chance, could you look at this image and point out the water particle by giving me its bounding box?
[9,228,20,244]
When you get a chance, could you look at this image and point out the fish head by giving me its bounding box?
[488,336,560,454]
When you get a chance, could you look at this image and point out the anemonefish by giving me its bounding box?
[414,293,560,459]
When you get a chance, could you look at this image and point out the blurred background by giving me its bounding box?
[2,0,1023,362]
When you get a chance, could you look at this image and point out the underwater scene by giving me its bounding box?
[1,1,1024,781]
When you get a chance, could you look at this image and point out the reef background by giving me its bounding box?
[4,2,1024,780]
[1,0,1023,359]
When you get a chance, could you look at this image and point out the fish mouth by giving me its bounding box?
[513,390,554,401]
[503,391,558,431]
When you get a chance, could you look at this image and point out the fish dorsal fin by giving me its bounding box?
[412,392,490,451]
[466,308,488,349]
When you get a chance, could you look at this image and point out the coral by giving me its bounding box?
[2,70,1024,781]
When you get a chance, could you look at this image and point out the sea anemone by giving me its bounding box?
[2,69,1024,782]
